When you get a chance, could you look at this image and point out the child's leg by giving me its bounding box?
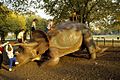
[13,57,16,62]
[13,57,19,65]
[9,58,13,68]
[0,54,3,69]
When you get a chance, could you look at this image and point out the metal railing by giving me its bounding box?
[94,36,120,47]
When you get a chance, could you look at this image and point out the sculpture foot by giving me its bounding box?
[41,57,60,67]
[90,53,96,60]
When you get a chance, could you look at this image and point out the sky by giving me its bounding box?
[35,9,53,20]
[26,7,53,19]
[1,0,53,20]
[27,0,53,20]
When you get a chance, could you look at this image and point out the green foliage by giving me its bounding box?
[0,3,27,42]
[0,2,48,42]
[25,14,47,31]
[0,0,120,33]
[0,11,26,33]
[1,0,119,24]
[41,0,120,24]
[0,3,11,32]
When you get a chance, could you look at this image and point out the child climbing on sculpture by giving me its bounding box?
[6,43,19,71]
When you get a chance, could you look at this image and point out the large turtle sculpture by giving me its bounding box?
[14,21,107,67]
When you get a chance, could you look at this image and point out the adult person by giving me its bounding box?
[0,42,9,69]
[31,19,38,31]
[17,29,25,43]
[6,43,19,71]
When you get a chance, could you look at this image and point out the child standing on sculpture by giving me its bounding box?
[31,19,38,31]
[6,43,19,71]
[47,19,54,31]
[17,29,25,43]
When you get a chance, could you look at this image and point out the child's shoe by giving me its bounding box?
[15,62,19,65]
[9,68,12,72]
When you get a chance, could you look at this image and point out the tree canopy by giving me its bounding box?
[1,0,119,23]
[0,2,47,42]
[0,0,120,34]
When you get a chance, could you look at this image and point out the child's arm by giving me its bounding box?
[9,44,13,52]
[0,51,2,54]
[1,42,9,47]
[6,45,9,53]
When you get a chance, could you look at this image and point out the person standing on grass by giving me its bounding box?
[6,43,19,71]
[0,42,9,69]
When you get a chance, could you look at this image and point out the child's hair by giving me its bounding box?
[20,29,25,32]
[8,44,12,51]
[33,18,38,22]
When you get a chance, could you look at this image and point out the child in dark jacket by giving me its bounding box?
[0,42,9,69]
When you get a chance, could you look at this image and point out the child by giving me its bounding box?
[47,19,54,31]
[17,29,25,43]
[31,19,38,31]
[0,42,9,69]
[6,43,19,71]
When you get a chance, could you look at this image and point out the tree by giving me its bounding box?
[1,0,120,32]
[25,13,47,31]
[41,0,120,24]
[0,3,12,42]
[0,3,26,42]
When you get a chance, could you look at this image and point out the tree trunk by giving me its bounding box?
[1,32,5,43]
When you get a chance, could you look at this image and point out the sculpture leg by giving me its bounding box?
[86,45,96,59]
[83,31,97,59]
[42,48,60,67]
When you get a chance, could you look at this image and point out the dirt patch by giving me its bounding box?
[0,47,120,80]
